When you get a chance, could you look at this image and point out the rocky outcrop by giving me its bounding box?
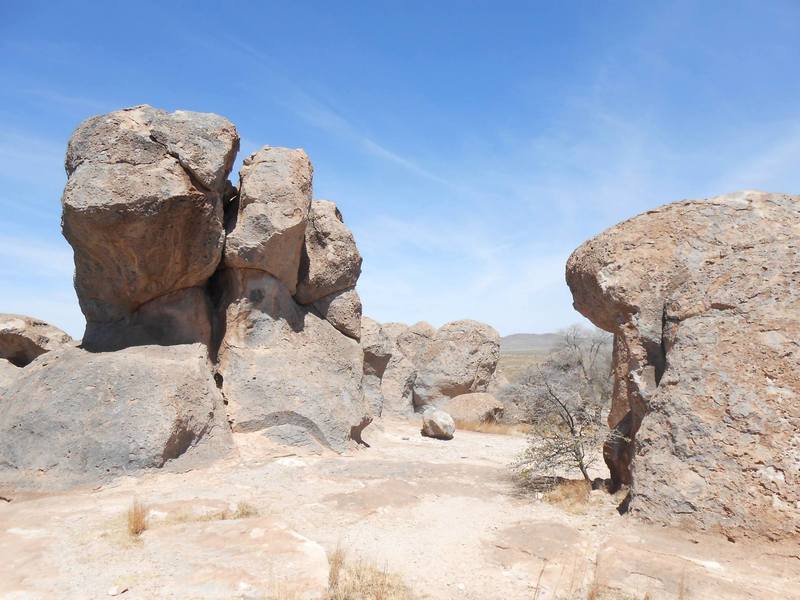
[361,317,392,416]
[0,314,74,367]
[439,392,504,423]
[313,288,362,340]
[375,320,501,414]
[566,190,800,540]
[420,408,455,440]
[62,105,239,351]
[0,344,231,487]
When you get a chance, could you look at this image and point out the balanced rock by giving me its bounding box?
[62,105,239,351]
[0,314,73,367]
[361,317,393,416]
[439,392,504,423]
[224,147,312,292]
[566,190,800,540]
[420,408,455,440]
[295,200,362,305]
[413,320,501,407]
[0,344,232,487]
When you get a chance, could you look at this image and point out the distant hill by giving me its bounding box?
[500,333,561,353]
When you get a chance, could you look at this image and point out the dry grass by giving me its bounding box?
[453,419,528,435]
[543,479,591,514]
[176,501,259,523]
[326,546,414,600]
[127,499,148,537]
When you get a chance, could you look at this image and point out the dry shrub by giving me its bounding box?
[177,501,259,523]
[326,547,413,600]
[453,419,527,435]
[543,479,591,514]
[127,499,148,537]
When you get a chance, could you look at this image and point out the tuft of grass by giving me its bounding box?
[326,547,414,600]
[175,501,260,524]
[127,499,148,537]
[453,419,528,435]
[543,479,591,514]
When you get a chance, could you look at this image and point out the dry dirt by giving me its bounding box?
[1,418,798,600]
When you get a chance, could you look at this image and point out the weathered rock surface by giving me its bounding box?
[0,359,19,388]
[313,288,362,340]
[0,344,232,487]
[361,317,393,416]
[223,147,312,292]
[413,320,501,407]
[566,190,800,540]
[295,200,362,305]
[215,269,367,452]
[420,408,455,440]
[0,314,74,366]
[439,392,504,423]
[62,105,239,350]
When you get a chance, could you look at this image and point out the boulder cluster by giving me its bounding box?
[0,105,503,488]
[567,191,800,540]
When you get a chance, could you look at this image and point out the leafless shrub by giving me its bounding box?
[511,326,613,484]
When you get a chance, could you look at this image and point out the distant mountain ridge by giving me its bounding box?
[500,332,561,353]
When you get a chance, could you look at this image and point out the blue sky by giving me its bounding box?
[1,1,799,338]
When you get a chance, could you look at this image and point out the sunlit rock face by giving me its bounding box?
[567,191,800,540]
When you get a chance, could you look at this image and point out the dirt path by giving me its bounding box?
[1,418,798,599]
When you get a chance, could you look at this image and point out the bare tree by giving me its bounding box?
[511,326,613,485]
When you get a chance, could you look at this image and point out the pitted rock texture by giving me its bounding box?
[566,190,800,540]
[224,147,312,292]
[0,344,232,488]
[62,105,239,350]
[0,314,74,367]
[295,200,362,305]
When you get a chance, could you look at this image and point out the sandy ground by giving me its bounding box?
[1,418,798,600]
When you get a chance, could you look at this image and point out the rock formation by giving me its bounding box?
[376,320,501,415]
[566,190,800,540]
[361,317,393,416]
[439,392,504,423]
[0,105,373,486]
[0,314,73,366]
[420,408,455,440]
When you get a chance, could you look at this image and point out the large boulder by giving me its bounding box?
[295,200,362,305]
[566,190,800,540]
[0,344,232,488]
[215,269,368,452]
[438,392,504,423]
[223,147,312,292]
[412,320,501,407]
[0,314,73,367]
[361,317,392,416]
[313,288,362,340]
[62,105,239,351]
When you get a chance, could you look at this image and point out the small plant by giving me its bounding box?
[326,546,414,600]
[127,499,148,537]
[230,501,259,519]
[543,479,591,514]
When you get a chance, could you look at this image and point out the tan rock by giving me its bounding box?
[566,190,800,540]
[413,320,501,408]
[0,344,232,488]
[313,288,362,340]
[420,408,455,440]
[295,200,362,305]
[361,316,392,416]
[62,105,238,351]
[0,359,19,388]
[0,314,74,366]
[215,269,368,452]
[439,392,504,423]
[224,147,313,291]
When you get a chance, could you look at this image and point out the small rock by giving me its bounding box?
[420,409,455,440]
[107,586,128,596]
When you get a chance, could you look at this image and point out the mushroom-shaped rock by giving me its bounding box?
[313,288,362,340]
[295,200,362,305]
[566,190,800,540]
[420,408,455,440]
[0,314,74,367]
[61,105,239,351]
[361,317,393,416]
[412,320,501,408]
[224,147,313,291]
[0,344,232,488]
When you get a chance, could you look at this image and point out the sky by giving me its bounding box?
[1,1,799,338]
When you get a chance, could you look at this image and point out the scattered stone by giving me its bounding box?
[421,409,455,440]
